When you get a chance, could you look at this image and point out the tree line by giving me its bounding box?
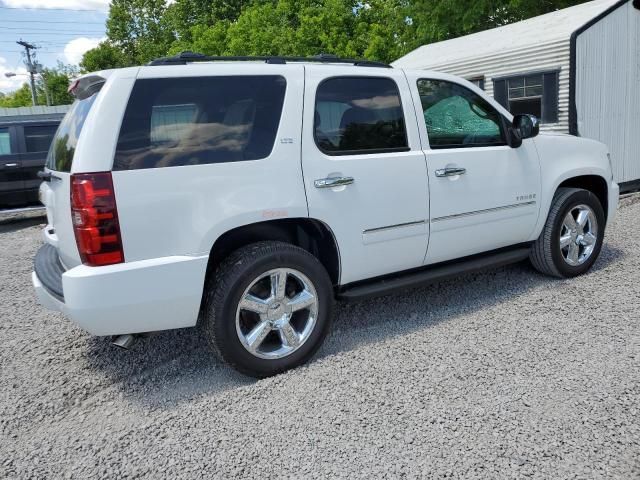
[2,0,586,107]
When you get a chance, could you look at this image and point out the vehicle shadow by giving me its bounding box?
[0,214,46,234]
[82,243,625,408]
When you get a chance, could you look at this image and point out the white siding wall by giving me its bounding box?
[412,38,571,133]
[576,1,640,184]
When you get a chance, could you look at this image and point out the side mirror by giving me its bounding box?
[512,114,540,140]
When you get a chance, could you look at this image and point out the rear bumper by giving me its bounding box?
[32,244,209,336]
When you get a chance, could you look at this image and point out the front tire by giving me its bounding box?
[530,187,605,278]
[201,241,334,378]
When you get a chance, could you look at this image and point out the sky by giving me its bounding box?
[0,0,110,94]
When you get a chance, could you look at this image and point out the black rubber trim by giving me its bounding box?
[569,0,629,135]
[34,243,65,301]
[620,179,640,194]
[338,244,532,301]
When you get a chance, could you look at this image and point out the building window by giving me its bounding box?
[508,74,543,118]
[492,71,559,124]
[469,77,485,90]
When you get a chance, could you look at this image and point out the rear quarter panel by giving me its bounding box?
[110,64,308,262]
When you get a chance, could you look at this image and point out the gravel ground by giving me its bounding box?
[1,198,639,479]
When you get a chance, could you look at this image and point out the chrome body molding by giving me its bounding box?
[431,201,537,223]
[363,220,427,234]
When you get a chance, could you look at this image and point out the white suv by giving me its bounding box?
[32,53,619,377]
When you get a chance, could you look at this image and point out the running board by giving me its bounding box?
[338,246,531,301]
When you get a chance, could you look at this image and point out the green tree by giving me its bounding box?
[0,84,34,108]
[405,0,588,50]
[106,0,175,65]
[39,63,78,105]
[81,42,131,72]
[0,63,77,108]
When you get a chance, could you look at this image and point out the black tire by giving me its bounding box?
[530,187,605,278]
[201,241,334,378]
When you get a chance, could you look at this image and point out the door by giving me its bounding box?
[19,123,59,203]
[406,75,541,265]
[302,67,429,285]
[0,126,25,207]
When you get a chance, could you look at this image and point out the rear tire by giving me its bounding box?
[201,241,334,378]
[530,187,605,278]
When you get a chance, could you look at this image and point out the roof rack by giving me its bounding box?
[148,51,392,68]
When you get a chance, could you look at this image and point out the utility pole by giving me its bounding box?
[17,40,37,106]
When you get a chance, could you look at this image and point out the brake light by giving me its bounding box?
[71,172,124,266]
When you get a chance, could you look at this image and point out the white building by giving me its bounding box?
[394,0,640,190]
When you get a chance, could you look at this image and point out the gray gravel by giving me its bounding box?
[1,198,640,479]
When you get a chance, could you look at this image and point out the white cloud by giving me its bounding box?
[63,37,104,65]
[0,57,30,94]
[0,0,110,11]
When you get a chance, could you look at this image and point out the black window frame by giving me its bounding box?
[313,75,411,157]
[493,70,559,124]
[417,78,510,150]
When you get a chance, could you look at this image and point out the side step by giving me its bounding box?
[338,246,531,301]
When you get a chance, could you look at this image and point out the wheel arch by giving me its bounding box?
[556,174,608,218]
[203,218,341,289]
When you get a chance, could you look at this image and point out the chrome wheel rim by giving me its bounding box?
[560,204,598,266]
[235,268,318,360]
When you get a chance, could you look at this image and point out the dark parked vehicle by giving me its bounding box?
[0,112,65,208]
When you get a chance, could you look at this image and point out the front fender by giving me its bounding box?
[530,135,613,241]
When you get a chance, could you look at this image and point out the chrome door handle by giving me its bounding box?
[435,167,466,177]
[4,163,18,168]
[314,176,355,188]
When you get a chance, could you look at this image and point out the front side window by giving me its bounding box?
[0,128,11,155]
[113,76,287,170]
[314,77,408,155]
[417,79,506,149]
[24,125,58,153]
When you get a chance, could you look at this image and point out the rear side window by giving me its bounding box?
[314,77,408,155]
[0,128,11,155]
[24,125,58,153]
[46,94,98,172]
[113,76,287,170]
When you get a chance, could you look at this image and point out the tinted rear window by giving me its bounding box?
[113,76,287,170]
[46,94,98,172]
[314,77,408,155]
[25,125,58,153]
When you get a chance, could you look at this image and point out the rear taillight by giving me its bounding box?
[71,172,124,266]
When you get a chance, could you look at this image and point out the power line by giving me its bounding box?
[0,26,104,32]
[0,20,105,24]
[0,6,106,12]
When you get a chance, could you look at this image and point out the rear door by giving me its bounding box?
[19,123,59,204]
[0,125,25,207]
[301,66,429,285]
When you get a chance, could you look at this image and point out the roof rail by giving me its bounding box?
[148,51,392,68]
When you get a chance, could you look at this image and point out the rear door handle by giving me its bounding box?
[435,167,466,177]
[314,176,355,188]
[4,163,18,168]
